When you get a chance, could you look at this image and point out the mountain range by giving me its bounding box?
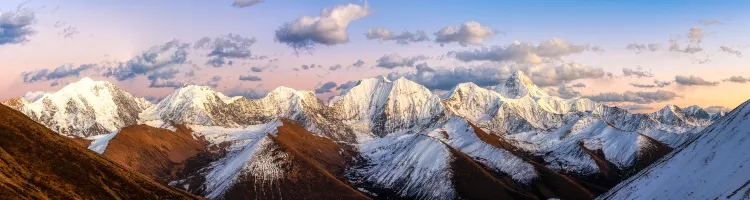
[2,71,744,200]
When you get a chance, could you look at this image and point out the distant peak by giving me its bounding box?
[79,77,95,83]
[497,70,548,98]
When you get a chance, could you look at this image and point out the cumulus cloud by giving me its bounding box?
[314,81,337,94]
[630,79,672,88]
[352,59,365,68]
[670,27,705,54]
[336,80,358,91]
[388,62,608,90]
[434,21,495,46]
[675,75,719,86]
[376,53,428,68]
[719,46,742,57]
[226,86,269,99]
[625,43,661,54]
[232,0,264,8]
[22,63,96,83]
[149,79,184,88]
[203,76,222,88]
[365,28,428,45]
[274,2,370,51]
[328,64,342,71]
[239,74,262,81]
[450,38,594,64]
[622,67,653,78]
[705,105,730,113]
[723,76,749,83]
[586,90,681,104]
[300,64,321,70]
[104,40,190,80]
[571,83,586,88]
[250,66,263,72]
[200,34,260,67]
[545,85,582,99]
[0,6,36,45]
[619,104,654,112]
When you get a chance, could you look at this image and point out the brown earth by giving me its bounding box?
[0,104,200,199]
[69,137,92,148]
[447,146,539,200]
[99,123,207,183]
[468,121,598,200]
[200,118,370,200]
[634,133,673,171]
[577,141,623,192]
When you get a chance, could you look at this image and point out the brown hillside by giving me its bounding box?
[447,146,539,200]
[468,122,598,200]
[100,123,206,183]
[0,104,200,199]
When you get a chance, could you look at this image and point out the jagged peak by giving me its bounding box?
[496,71,549,98]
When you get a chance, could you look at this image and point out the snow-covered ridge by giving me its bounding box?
[599,100,750,200]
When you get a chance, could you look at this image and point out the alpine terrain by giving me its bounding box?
[1,72,740,200]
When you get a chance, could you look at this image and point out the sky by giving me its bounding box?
[1,0,749,113]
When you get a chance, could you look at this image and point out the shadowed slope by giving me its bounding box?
[0,104,199,199]
[100,123,207,183]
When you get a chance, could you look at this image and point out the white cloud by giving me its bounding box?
[434,21,495,46]
[275,2,370,51]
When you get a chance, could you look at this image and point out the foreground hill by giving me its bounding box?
[599,99,750,200]
[0,104,198,199]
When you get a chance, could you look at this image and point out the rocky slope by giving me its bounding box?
[599,99,750,199]
[0,104,198,199]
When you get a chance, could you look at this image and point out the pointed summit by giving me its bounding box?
[139,85,239,126]
[496,71,549,98]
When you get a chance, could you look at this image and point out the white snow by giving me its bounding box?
[353,134,456,200]
[426,117,538,183]
[86,129,120,154]
[599,100,750,200]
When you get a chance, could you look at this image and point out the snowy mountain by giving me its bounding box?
[139,85,241,127]
[328,76,448,139]
[2,77,151,137]
[599,100,750,200]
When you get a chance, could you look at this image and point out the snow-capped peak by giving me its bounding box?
[6,77,152,137]
[496,71,549,99]
[139,84,239,126]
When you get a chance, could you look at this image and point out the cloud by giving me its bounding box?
[201,34,260,67]
[328,64,342,71]
[300,64,321,70]
[22,91,47,101]
[586,90,681,104]
[226,86,269,99]
[388,62,607,91]
[22,63,96,83]
[352,59,365,67]
[434,21,495,46]
[104,39,190,80]
[723,76,750,83]
[203,76,222,88]
[675,75,719,86]
[669,27,704,54]
[571,83,586,88]
[274,2,370,51]
[50,81,60,87]
[619,104,654,112]
[148,79,184,88]
[365,28,428,45]
[239,74,262,81]
[314,81,337,94]
[719,46,742,57]
[622,67,653,78]
[630,79,672,88]
[250,66,263,72]
[698,19,724,26]
[522,62,608,87]
[625,43,661,54]
[58,26,79,39]
[376,53,428,68]
[336,80,358,91]
[0,6,36,45]
[232,0,264,8]
[545,85,581,99]
[705,105,730,113]
[193,37,211,49]
[450,38,594,64]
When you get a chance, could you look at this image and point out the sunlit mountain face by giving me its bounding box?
[1,0,749,199]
